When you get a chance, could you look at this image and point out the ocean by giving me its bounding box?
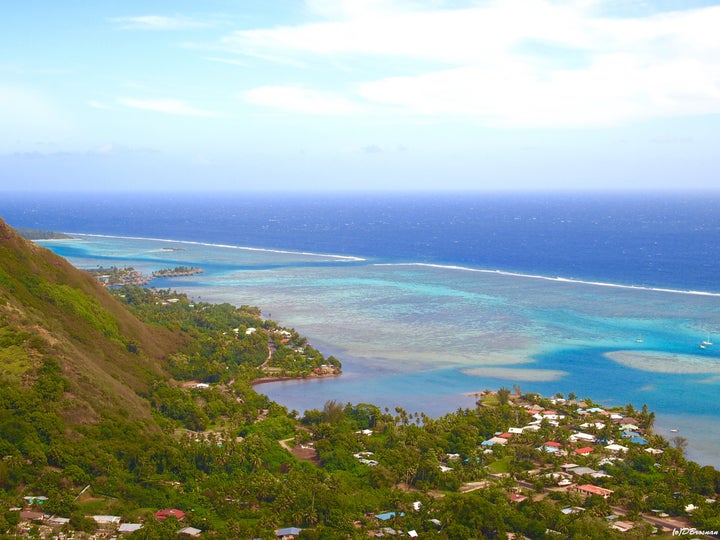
[2,191,720,466]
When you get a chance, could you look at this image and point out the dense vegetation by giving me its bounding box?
[16,229,72,240]
[1,218,719,539]
[85,266,204,287]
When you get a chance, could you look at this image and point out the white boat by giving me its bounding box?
[702,332,713,346]
[635,335,644,343]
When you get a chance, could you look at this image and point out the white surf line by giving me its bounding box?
[60,233,366,262]
[375,262,720,298]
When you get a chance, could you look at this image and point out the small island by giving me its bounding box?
[152,266,203,278]
[86,265,204,287]
[17,228,73,240]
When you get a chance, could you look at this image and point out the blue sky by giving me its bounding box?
[1,0,719,192]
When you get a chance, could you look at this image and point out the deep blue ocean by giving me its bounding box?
[3,191,720,466]
[3,191,720,292]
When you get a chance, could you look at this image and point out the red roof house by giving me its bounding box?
[155,509,186,521]
[543,441,562,448]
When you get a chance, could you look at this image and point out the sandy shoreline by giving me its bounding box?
[252,372,342,386]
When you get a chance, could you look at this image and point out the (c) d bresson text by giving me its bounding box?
[672,528,719,536]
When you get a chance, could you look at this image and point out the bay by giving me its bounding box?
[3,191,719,466]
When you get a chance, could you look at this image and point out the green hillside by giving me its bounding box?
[0,218,182,426]
[1,217,719,539]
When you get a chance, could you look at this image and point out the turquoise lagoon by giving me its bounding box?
[40,235,720,467]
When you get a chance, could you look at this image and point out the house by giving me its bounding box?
[481,436,508,446]
[546,471,572,480]
[569,432,596,443]
[178,526,203,537]
[561,507,584,515]
[47,517,70,526]
[93,515,122,526]
[155,509,186,521]
[509,493,528,503]
[526,404,544,414]
[19,511,44,522]
[571,484,614,499]
[540,441,562,452]
[610,520,635,532]
[574,447,594,456]
[276,527,302,539]
[605,443,629,453]
[118,523,143,533]
[580,421,606,430]
[569,466,597,476]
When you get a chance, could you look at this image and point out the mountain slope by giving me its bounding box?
[0,217,184,426]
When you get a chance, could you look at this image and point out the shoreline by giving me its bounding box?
[33,233,720,469]
[252,371,342,386]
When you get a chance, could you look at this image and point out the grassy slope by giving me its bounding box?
[0,217,184,427]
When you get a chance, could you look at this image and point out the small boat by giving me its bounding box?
[671,429,679,433]
[702,332,713,346]
[635,336,644,343]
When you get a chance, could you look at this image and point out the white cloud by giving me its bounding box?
[244,86,361,115]
[232,0,720,127]
[118,98,218,117]
[112,15,211,31]
[224,2,592,64]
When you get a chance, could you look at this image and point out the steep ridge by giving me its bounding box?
[0,217,184,426]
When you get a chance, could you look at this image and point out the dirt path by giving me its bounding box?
[279,437,319,464]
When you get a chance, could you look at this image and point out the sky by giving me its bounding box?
[1,0,719,192]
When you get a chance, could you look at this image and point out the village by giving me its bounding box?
[5,387,719,539]
[85,267,204,288]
